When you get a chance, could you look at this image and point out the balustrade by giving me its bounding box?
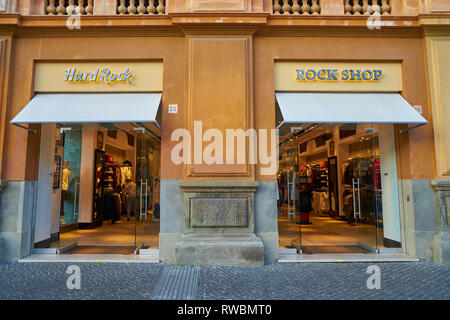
[46,0,93,15]
[117,0,165,15]
[344,0,390,15]
[273,0,321,15]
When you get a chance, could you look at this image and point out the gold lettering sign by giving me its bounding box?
[64,67,134,85]
[275,61,403,92]
[35,62,162,92]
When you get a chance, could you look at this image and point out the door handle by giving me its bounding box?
[139,179,143,220]
[352,178,357,220]
[144,179,148,219]
[357,178,361,219]
[74,180,80,216]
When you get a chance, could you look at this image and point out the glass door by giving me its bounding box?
[352,127,381,253]
[58,126,82,254]
[134,127,152,254]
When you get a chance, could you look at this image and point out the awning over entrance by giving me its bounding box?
[275,93,427,134]
[11,93,162,128]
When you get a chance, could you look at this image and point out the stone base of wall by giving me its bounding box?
[159,179,279,265]
[175,234,264,266]
[159,180,184,264]
[431,180,450,265]
[433,231,450,265]
[0,180,36,262]
[175,180,264,266]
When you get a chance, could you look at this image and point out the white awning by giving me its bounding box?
[11,93,162,128]
[276,93,427,133]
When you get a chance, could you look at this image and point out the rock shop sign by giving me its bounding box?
[274,61,403,92]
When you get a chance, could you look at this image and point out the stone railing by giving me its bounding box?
[117,0,165,15]
[46,0,94,15]
[4,0,430,17]
[273,0,321,15]
[344,0,391,15]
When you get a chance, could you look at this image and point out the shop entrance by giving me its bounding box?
[33,122,161,255]
[277,123,401,254]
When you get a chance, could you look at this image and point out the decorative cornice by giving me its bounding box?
[0,12,449,38]
[419,13,450,36]
[431,179,450,191]
[267,14,419,27]
[169,12,269,25]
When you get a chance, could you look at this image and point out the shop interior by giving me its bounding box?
[277,123,402,254]
[34,122,161,255]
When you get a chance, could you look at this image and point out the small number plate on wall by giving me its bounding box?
[168,104,178,114]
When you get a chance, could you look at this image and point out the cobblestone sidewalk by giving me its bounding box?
[0,262,449,300]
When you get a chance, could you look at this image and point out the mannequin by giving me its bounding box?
[61,160,71,217]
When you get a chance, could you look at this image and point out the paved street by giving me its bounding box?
[0,262,449,300]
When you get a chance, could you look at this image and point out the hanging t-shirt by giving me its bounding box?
[120,166,132,187]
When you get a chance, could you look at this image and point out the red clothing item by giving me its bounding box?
[370,160,381,189]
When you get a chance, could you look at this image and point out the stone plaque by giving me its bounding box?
[190,198,248,227]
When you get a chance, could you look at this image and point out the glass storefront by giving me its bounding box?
[277,123,402,254]
[58,126,82,252]
[33,122,161,255]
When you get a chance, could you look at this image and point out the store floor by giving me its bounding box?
[58,215,160,254]
[278,205,381,252]
[66,246,136,255]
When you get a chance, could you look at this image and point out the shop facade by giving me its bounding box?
[0,0,449,265]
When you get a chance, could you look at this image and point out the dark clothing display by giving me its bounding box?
[298,190,312,213]
[103,193,121,223]
[97,155,135,222]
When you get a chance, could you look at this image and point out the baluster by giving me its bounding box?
[77,0,85,15]
[157,0,165,14]
[301,0,311,15]
[381,0,390,15]
[344,0,352,15]
[47,0,56,15]
[372,0,381,15]
[56,0,66,15]
[147,0,156,14]
[128,0,137,14]
[273,0,282,14]
[281,0,291,15]
[311,0,320,14]
[137,0,146,14]
[66,0,76,15]
[292,0,301,15]
[352,0,362,15]
[118,0,127,14]
[362,0,369,15]
[86,0,93,15]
